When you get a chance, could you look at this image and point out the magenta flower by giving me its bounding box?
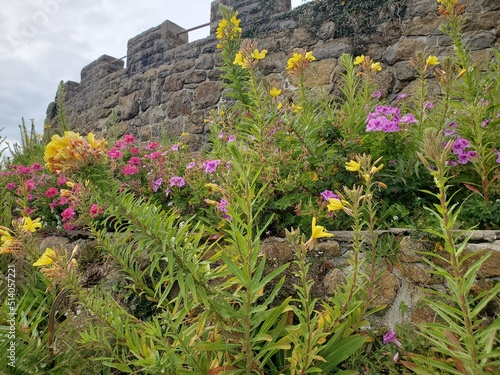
[129,147,141,154]
[31,163,43,172]
[383,329,401,347]
[6,182,16,190]
[186,161,195,169]
[169,176,185,187]
[227,135,236,142]
[123,134,135,144]
[366,106,401,133]
[372,91,382,99]
[121,165,139,175]
[171,144,180,151]
[25,179,36,191]
[152,178,163,192]
[495,150,500,163]
[90,204,104,217]
[396,93,408,100]
[203,160,221,173]
[45,187,59,198]
[320,190,339,201]
[108,148,123,159]
[16,165,31,174]
[114,141,124,149]
[57,175,68,186]
[63,222,76,231]
[146,142,159,151]
[61,207,76,221]
[218,199,230,213]
[128,157,141,166]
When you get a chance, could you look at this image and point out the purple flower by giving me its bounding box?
[165,188,171,196]
[383,329,401,347]
[203,160,221,173]
[452,138,471,154]
[396,93,408,100]
[186,161,196,169]
[227,135,236,143]
[423,101,434,109]
[169,176,185,187]
[218,131,224,139]
[366,106,401,133]
[171,144,180,151]
[218,199,230,213]
[226,161,231,170]
[458,153,470,164]
[320,190,339,201]
[372,91,382,99]
[152,178,163,192]
[481,119,489,128]
[399,114,418,125]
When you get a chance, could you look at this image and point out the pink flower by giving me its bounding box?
[16,165,31,174]
[129,147,141,154]
[186,162,196,169]
[63,222,76,231]
[169,176,185,187]
[45,187,59,198]
[61,207,76,221]
[123,134,135,144]
[121,165,139,175]
[128,157,141,166]
[31,163,43,172]
[90,204,104,217]
[227,135,236,142]
[171,144,180,151]
[396,93,408,100]
[25,179,36,191]
[114,141,124,149]
[218,131,224,139]
[108,148,123,159]
[57,175,68,186]
[203,160,221,173]
[146,142,159,151]
[372,91,382,99]
[383,329,401,347]
[6,182,16,190]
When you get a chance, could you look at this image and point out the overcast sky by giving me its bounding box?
[0,0,308,155]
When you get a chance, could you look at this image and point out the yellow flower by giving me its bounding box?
[21,217,42,233]
[354,55,365,65]
[0,229,20,255]
[292,104,302,112]
[345,160,361,172]
[251,49,267,60]
[33,248,55,267]
[216,43,223,49]
[311,217,334,239]
[426,55,440,66]
[363,173,370,182]
[233,51,248,68]
[305,51,316,62]
[216,19,227,40]
[371,164,384,174]
[327,198,344,211]
[277,102,283,110]
[371,62,382,71]
[230,14,240,26]
[311,172,318,181]
[270,87,282,97]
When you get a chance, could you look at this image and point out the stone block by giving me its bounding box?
[193,81,221,110]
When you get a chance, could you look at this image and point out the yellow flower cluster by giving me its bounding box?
[33,246,78,283]
[354,55,383,73]
[233,48,268,69]
[216,13,242,48]
[44,131,107,174]
[286,50,316,76]
[0,217,43,255]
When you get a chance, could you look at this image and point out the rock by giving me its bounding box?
[315,239,341,257]
[262,237,295,264]
[396,236,424,263]
[323,268,345,296]
[371,270,400,310]
[39,236,70,254]
[193,81,221,110]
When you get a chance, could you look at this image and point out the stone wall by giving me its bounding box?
[262,229,500,327]
[45,0,500,148]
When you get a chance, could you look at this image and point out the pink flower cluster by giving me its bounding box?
[450,137,477,165]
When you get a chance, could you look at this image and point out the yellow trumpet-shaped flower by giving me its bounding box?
[426,55,440,66]
[33,248,55,267]
[270,87,282,97]
[354,55,365,65]
[233,51,247,68]
[345,160,361,172]
[327,198,344,211]
[371,164,384,174]
[311,217,334,240]
[21,217,42,233]
[251,49,267,60]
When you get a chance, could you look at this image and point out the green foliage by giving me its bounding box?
[6,118,45,166]
[401,128,500,374]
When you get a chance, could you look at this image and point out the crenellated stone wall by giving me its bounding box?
[45,0,500,149]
